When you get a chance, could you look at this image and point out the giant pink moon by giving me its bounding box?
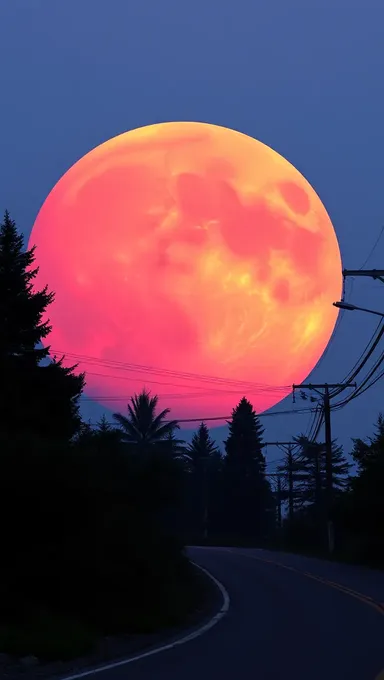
[29,122,342,420]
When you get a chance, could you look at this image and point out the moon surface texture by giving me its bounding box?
[29,122,342,420]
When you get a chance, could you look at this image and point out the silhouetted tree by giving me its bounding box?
[158,430,189,464]
[351,414,384,474]
[188,422,220,465]
[338,416,384,564]
[224,397,265,470]
[0,210,52,365]
[223,397,273,542]
[96,414,113,433]
[288,435,350,510]
[0,212,206,656]
[279,435,350,551]
[0,212,84,439]
[186,422,222,540]
[113,389,179,453]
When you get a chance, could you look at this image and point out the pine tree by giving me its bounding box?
[187,422,222,540]
[271,435,346,550]
[0,211,53,365]
[224,397,265,474]
[157,431,192,471]
[282,435,350,550]
[97,415,113,434]
[223,397,272,541]
[345,416,384,552]
[188,422,220,466]
[0,211,84,440]
[351,414,384,474]
[291,435,350,509]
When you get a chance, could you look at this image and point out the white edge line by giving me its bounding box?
[55,560,230,680]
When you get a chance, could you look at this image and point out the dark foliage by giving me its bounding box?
[185,422,223,540]
[1,210,384,661]
[0,211,84,440]
[0,215,200,660]
[223,397,274,541]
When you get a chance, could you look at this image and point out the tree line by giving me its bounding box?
[0,211,383,661]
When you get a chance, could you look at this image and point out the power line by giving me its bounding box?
[358,224,384,270]
[86,405,317,426]
[80,389,287,401]
[352,364,384,396]
[52,349,290,392]
[332,349,384,410]
[312,276,354,372]
[83,370,285,395]
[54,294,384,431]
[306,404,324,442]
[300,333,384,439]
[292,381,356,555]
[330,319,384,398]
[322,269,384,401]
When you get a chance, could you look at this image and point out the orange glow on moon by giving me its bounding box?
[29,122,342,420]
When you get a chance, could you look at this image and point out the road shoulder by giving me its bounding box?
[1,561,228,680]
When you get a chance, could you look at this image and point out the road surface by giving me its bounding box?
[63,547,384,680]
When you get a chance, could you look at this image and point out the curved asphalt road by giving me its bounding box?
[64,547,384,680]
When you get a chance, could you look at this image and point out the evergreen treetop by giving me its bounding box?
[351,414,384,473]
[0,211,84,440]
[224,396,265,471]
[0,211,53,366]
[188,422,220,465]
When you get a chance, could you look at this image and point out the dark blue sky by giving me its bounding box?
[1,0,383,458]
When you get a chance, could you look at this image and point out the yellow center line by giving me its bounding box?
[221,548,384,679]
[255,554,384,614]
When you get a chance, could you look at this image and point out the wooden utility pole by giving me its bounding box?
[292,382,356,554]
[323,385,332,525]
[263,442,298,524]
[202,457,209,541]
[288,448,294,524]
[313,440,322,530]
[277,475,282,529]
[267,472,283,531]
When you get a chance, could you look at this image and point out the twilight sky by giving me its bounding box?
[1,0,383,461]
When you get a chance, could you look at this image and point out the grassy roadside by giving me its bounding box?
[0,559,217,666]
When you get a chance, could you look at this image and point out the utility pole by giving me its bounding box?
[288,448,294,524]
[313,440,322,532]
[342,269,384,283]
[263,442,299,524]
[292,382,356,554]
[267,472,283,532]
[277,474,282,529]
[202,457,209,541]
[323,385,332,531]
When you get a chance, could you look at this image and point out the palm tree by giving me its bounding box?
[113,389,179,453]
